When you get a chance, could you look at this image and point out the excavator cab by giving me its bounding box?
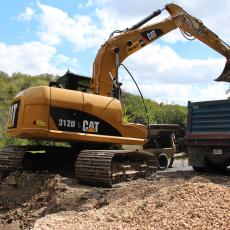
[49,70,91,92]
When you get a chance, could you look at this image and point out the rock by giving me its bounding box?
[4,175,17,186]
[95,198,109,209]
[26,173,38,182]
[32,207,46,217]
[0,220,22,230]
[155,200,164,208]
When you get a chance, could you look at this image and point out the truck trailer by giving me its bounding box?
[187,100,230,172]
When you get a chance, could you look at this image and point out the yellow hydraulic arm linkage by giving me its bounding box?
[90,3,230,97]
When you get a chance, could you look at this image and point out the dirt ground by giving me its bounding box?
[0,161,229,230]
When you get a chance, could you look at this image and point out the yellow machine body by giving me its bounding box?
[8,86,146,145]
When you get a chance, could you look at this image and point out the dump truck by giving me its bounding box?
[187,100,230,172]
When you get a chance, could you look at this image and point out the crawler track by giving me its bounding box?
[75,150,157,187]
[0,146,75,174]
[0,146,26,172]
[0,146,157,187]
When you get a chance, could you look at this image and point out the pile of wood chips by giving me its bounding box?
[34,175,230,230]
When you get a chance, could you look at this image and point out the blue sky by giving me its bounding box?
[0,0,229,104]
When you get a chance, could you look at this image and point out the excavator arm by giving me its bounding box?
[166,4,230,82]
[90,3,230,97]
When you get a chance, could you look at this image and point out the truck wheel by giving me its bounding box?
[193,161,227,173]
[158,154,168,170]
[192,166,206,172]
[206,161,227,173]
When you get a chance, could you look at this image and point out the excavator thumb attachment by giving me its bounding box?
[215,61,230,82]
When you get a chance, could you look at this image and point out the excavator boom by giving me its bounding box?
[91,3,230,96]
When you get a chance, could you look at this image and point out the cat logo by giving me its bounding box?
[82,120,100,133]
[141,29,163,41]
[146,30,157,40]
[126,41,140,54]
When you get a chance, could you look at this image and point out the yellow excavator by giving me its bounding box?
[1,3,230,186]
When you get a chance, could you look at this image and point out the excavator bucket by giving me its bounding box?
[215,61,230,82]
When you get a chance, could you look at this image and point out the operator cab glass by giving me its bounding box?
[49,70,91,92]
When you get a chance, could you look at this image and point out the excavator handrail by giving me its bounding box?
[90,3,230,97]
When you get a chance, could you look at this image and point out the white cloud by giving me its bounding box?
[86,0,93,7]
[0,42,77,75]
[34,2,142,50]
[123,81,228,105]
[52,54,79,72]
[123,44,225,84]
[18,7,35,21]
[36,2,103,50]
[93,0,230,43]
[23,1,229,51]
[120,44,229,104]
[78,0,94,9]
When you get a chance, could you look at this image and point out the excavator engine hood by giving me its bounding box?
[216,61,230,82]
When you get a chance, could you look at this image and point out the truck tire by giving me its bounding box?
[192,166,206,172]
[206,160,227,173]
[193,161,227,173]
[158,153,168,170]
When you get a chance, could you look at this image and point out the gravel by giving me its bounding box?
[0,168,229,230]
[34,173,230,230]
